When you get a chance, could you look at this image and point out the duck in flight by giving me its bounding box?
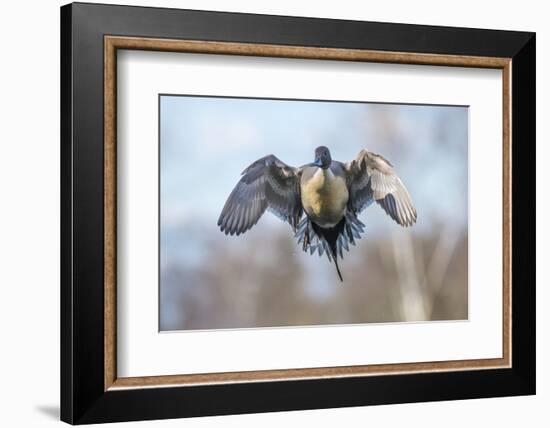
[218,146,417,281]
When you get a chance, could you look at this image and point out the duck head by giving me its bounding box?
[314,146,332,169]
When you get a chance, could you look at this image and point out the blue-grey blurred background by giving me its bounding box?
[160,95,468,331]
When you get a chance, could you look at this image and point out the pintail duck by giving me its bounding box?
[218,146,417,281]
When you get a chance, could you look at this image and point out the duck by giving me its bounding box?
[218,146,417,281]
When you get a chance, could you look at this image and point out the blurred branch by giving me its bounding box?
[391,230,430,321]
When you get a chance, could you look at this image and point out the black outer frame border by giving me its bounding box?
[60,2,536,425]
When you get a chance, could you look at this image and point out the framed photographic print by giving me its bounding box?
[60,2,536,424]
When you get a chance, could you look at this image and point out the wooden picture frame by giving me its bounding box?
[61,2,535,424]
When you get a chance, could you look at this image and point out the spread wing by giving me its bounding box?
[218,155,303,235]
[346,149,417,227]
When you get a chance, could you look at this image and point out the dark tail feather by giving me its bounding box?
[311,219,346,282]
[295,213,366,283]
[332,246,343,282]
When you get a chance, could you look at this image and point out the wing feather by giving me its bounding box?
[218,155,303,235]
[346,149,417,227]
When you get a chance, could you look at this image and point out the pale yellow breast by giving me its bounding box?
[301,168,349,227]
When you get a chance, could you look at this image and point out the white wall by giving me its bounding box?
[0,0,545,426]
